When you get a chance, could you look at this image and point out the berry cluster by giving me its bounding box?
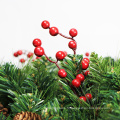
[13,50,34,63]
[83,52,90,76]
[71,57,90,88]
[33,20,79,77]
[33,38,67,77]
[33,20,92,102]
[13,50,23,57]
[41,20,78,54]
[79,93,92,102]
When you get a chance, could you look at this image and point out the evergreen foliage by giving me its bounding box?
[0,53,120,119]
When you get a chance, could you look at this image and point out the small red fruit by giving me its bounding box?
[49,27,59,36]
[36,56,41,59]
[85,52,89,57]
[56,51,65,60]
[76,74,85,82]
[34,46,44,57]
[33,38,42,47]
[69,28,78,37]
[68,41,77,50]
[32,59,35,62]
[58,69,67,78]
[41,20,50,29]
[84,70,90,76]
[20,58,25,63]
[17,50,23,55]
[72,79,81,88]
[27,52,33,58]
[13,52,18,57]
[63,51,67,57]
[82,60,89,70]
[85,93,92,100]
[79,96,86,102]
[83,58,90,63]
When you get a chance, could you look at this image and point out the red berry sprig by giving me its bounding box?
[33,20,78,78]
[32,37,67,77]
[33,20,93,102]
[13,50,34,63]
[13,50,23,57]
[79,93,92,103]
[41,20,78,55]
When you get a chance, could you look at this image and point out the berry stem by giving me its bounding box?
[73,49,76,55]
[44,53,61,70]
[59,33,76,55]
[59,33,75,41]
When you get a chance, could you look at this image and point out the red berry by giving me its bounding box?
[84,70,90,76]
[79,96,86,102]
[85,52,89,57]
[76,74,85,82]
[82,60,89,70]
[36,56,41,59]
[85,93,92,100]
[69,28,78,37]
[32,59,35,62]
[33,38,42,47]
[83,58,90,63]
[20,58,25,63]
[17,50,23,55]
[27,52,33,58]
[13,52,18,57]
[58,69,67,78]
[56,51,65,60]
[68,41,77,50]
[72,79,81,88]
[34,46,44,57]
[49,27,59,36]
[41,20,50,29]
[63,51,67,57]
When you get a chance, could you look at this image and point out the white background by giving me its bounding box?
[0,0,120,66]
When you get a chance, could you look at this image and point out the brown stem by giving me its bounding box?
[44,53,61,70]
[59,33,75,41]
[73,49,76,55]
[44,52,79,96]
[59,33,77,55]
